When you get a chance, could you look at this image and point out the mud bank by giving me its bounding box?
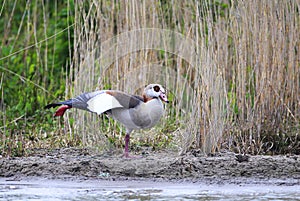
[0,148,299,185]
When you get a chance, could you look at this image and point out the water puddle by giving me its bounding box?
[0,178,299,201]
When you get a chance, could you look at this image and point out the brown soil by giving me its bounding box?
[0,148,299,185]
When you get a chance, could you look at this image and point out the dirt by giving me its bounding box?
[0,148,299,185]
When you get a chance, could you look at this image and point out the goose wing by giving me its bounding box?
[45,90,143,116]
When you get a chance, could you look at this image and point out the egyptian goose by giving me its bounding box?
[45,84,169,158]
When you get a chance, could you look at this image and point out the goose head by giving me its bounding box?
[143,84,169,103]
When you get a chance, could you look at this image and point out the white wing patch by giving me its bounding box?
[87,92,123,115]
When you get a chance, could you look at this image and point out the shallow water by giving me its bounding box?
[0,178,299,201]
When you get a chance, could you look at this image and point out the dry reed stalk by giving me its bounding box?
[226,0,299,154]
[67,0,299,154]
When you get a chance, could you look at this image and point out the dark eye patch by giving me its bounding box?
[153,85,160,92]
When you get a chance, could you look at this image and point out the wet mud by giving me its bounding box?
[0,148,299,185]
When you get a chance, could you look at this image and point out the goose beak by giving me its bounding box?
[159,92,169,103]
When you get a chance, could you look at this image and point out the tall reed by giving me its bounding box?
[68,0,299,154]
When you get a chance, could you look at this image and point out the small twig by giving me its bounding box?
[0,66,52,95]
[0,114,25,130]
[0,23,75,62]
[268,81,296,121]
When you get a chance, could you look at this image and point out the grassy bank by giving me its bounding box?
[0,0,299,157]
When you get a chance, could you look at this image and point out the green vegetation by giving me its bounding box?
[0,0,76,156]
[1,0,299,157]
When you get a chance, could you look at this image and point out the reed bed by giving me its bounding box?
[0,0,299,156]
[68,0,299,154]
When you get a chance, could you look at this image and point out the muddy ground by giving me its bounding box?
[0,148,299,185]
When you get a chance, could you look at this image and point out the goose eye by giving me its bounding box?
[153,85,160,92]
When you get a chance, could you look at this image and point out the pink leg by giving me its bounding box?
[122,133,141,159]
[124,133,130,157]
